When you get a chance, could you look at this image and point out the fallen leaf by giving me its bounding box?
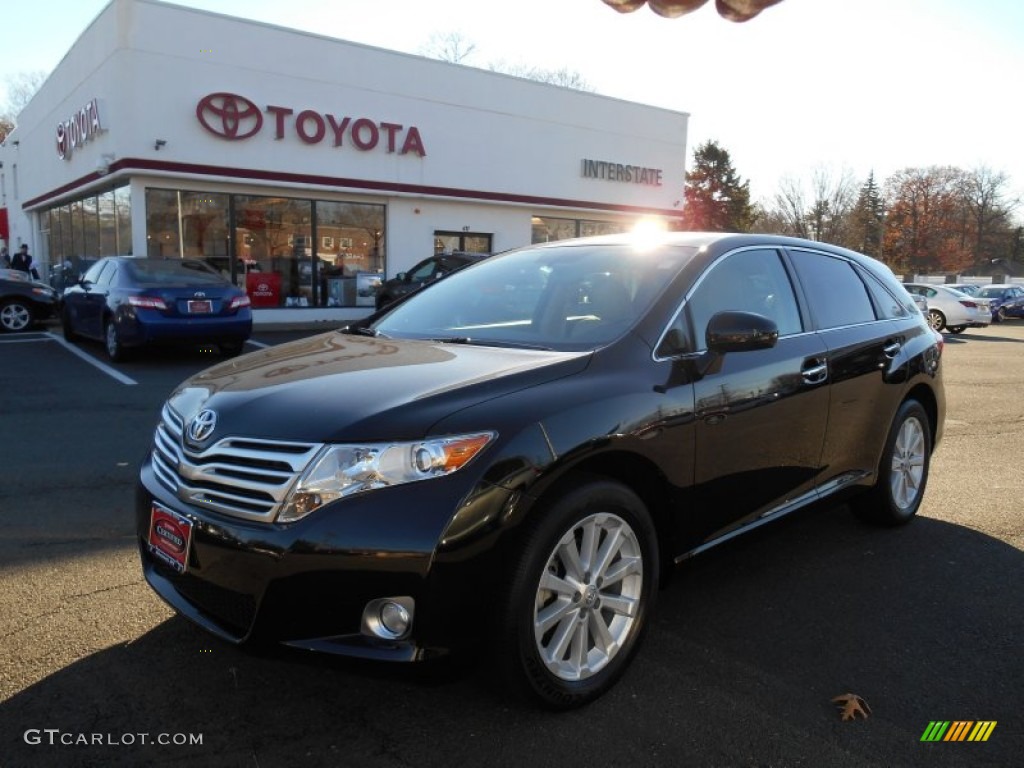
[832,692,871,721]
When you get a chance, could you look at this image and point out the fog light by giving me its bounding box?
[362,597,415,640]
[380,602,410,636]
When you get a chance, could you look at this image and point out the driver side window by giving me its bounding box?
[686,249,802,351]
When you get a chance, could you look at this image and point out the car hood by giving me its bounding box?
[167,332,590,443]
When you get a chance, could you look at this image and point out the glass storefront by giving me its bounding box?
[531,216,627,244]
[145,189,385,308]
[39,185,131,288]
[433,231,492,255]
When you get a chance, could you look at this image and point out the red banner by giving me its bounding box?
[246,272,281,308]
[0,208,9,241]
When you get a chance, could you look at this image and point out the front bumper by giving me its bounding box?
[136,457,513,660]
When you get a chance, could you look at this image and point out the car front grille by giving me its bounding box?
[151,404,322,522]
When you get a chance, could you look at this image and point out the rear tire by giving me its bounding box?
[496,477,658,709]
[104,319,129,362]
[62,308,79,342]
[853,399,931,526]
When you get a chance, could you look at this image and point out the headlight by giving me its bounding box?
[278,432,495,523]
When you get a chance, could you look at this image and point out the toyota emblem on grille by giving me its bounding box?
[193,291,206,298]
[187,409,218,444]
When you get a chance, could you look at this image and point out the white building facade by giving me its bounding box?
[0,0,688,322]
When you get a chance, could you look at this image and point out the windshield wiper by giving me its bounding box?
[340,325,388,338]
[427,336,554,351]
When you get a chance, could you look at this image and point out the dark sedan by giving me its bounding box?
[375,251,488,309]
[0,269,59,332]
[62,257,252,361]
[975,284,1024,322]
[137,233,944,709]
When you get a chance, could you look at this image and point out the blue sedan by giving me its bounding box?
[62,257,252,361]
[975,284,1024,323]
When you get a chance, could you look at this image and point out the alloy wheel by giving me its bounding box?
[890,416,926,510]
[0,301,31,332]
[532,512,643,682]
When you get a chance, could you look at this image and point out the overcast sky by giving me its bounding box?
[3,0,1023,209]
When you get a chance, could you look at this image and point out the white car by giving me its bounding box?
[902,283,991,333]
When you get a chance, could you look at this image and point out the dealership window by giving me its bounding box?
[143,189,385,308]
[434,231,491,255]
[316,200,385,307]
[531,216,628,244]
[233,195,313,306]
[38,184,131,279]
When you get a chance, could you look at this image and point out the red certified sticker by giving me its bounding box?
[148,505,193,574]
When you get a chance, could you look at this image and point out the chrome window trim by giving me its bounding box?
[651,244,806,363]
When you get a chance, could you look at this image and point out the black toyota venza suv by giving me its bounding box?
[137,232,945,709]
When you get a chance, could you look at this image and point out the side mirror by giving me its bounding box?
[396,272,407,282]
[706,310,779,354]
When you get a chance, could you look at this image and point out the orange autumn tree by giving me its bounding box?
[882,166,973,275]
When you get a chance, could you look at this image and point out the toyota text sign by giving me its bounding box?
[196,92,426,156]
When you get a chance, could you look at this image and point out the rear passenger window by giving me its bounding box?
[789,250,877,329]
[858,268,909,319]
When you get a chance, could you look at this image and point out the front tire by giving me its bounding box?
[0,299,33,332]
[927,309,946,332]
[497,477,658,709]
[995,307,1007,322]
[853,399,932,526]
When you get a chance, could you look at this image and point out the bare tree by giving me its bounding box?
[1,70,47,141]
[769,175,809,238]
[418,31,477,64]
[419,32,593,91]
[807,166,857,244]
[960,165,1020,264]
[487,60,595,91]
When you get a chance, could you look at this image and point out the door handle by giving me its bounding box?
[883,340,901,359]
[802,358,828,385]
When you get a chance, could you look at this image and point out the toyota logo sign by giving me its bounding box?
[186,409,218,445]
[196,92,263,140]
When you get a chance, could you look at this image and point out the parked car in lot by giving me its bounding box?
[974,284,1024,322]
[902,283,991,333]
[62,257,252,361]
[945,283,982,297]
[138,233,945,709]
[375,251,488,309]
[0,269,59,332]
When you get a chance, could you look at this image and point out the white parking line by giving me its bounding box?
[246,339,269,349]
[44,332,138,386]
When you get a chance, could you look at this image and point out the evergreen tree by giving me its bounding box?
[849,171,885,257]
[680,140,754,232]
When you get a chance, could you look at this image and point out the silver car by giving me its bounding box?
[903,283,991,333]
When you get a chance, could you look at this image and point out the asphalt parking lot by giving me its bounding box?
[1,322,1021,768]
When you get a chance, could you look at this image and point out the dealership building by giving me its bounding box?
[0,0,689,323]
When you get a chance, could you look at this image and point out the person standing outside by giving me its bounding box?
[10,244,38,279]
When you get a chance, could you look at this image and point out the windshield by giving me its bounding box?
[371,242,697,350]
